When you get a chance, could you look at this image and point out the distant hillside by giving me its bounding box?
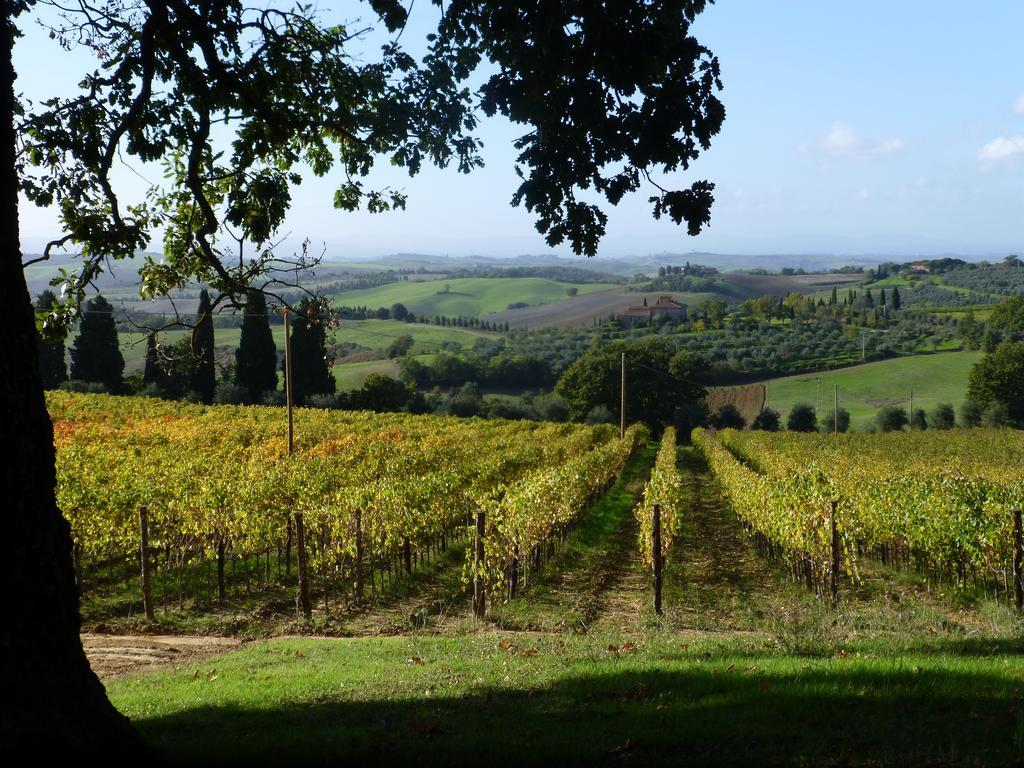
[482,272,864,329]
[329,277,616,319]
[751,350,982,431]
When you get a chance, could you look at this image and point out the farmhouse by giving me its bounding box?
[618,295,687,327]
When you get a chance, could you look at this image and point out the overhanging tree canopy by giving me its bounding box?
[20,0,724,328]
[4,0,724,751]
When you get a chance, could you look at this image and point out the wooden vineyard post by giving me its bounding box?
[1013,508,1023,611]
[652,503,663,615]
[285,517,293,577]
[295,511,311,620]
[509,545,520,601]
[473,511,486,619]
[355,508,364,602]
[830,499,840,605]
[403,537,413,575]
[216,539,226,601]
[139,506,154,621]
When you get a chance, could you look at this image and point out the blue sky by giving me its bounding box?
[13,1,1024,260]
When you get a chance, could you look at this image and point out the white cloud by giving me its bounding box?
[1014,92,1024,115]
[978,136,1024,162]
[816,122,905,158]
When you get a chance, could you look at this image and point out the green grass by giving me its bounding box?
[330,357,402,389]
[332,319,492,353]
[757,350,983,431]
[108,633,1024,765]
[331,277,617,318]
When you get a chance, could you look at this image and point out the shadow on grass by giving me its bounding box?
[135,663,1024,766]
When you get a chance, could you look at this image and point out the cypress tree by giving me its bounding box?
[34,290,67,388]
[284,298,336,405]
[235,291,278,403]
[891,286,901,311]
[142,333,164,390]
[69,294,124,392]
[829,286,837,306]
[189,288,216,403]
[880,287,887,306]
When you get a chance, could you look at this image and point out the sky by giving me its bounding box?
[12,1,1024,261]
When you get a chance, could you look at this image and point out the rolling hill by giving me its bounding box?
[736,350,983,431]
[330,277,617,318]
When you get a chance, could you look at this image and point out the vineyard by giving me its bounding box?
[51,393,1024,765]
[51,392,644,621]
[693,427,1024,604]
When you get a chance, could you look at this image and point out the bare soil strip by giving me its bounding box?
[83,634,242,681]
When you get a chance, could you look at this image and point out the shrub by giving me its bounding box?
[787,403,817,432]
[214,381,247,405]
[982,402,1010,427]
[931,403,956,429]
[306,393,341,410]
[959,399,983,428]
[910,408,928,430]
[585,404,615,424]
[59,380,108,394]
[533,392,569,422]
[710,404,747,430]
[262,390,287,406]
[876,405,908,432]
[820,407,850,433]
[751,407,781,431]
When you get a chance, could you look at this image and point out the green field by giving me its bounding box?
[328,356,433,389]
[758,350,983,430]
[332,319,492,353]
[331,277,617,318]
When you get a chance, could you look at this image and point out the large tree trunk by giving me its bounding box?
[0,5,149,755]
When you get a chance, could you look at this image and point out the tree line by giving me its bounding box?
[38,289,337,407]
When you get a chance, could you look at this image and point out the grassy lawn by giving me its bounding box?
[758,350,983,431]
[331,277,617,318]
[108,631,1024,765]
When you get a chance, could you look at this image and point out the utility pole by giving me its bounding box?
[284,307,294,456]
[620,352,626,439]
